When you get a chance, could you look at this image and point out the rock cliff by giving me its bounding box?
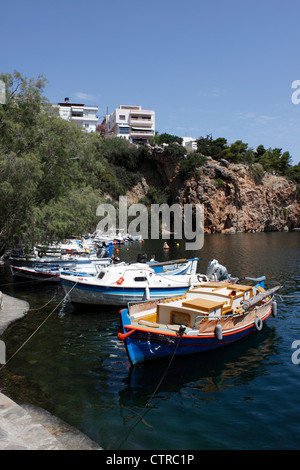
[127,149,300,233]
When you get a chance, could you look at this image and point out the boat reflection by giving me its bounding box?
[118,325,279,410]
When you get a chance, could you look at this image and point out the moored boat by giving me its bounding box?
[59,259,211,306]
[148,258,198,275]
[60,258,236,307]
[10,259,111,283]
[118,279,281,365]
[9,244,114,282]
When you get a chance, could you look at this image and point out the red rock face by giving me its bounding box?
[175,160,300,233]
[126,150,300,233]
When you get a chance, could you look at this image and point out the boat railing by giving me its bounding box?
[192,294,276,327]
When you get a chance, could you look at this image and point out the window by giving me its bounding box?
[119,115,126,120]
[72,111,83,117]
[134,276,147,282]
[119,127,130,134]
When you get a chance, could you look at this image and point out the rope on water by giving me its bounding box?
[0,275,59,287]
[28,293,59,311]
[276,293,299,301]
[112,329,184,450]
[0,281,79,371]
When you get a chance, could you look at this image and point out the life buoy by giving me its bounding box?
[254,316,263,331]
[117,277,124,285]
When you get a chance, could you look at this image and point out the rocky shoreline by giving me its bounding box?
[0,293,102,450]
[128,151,300,233]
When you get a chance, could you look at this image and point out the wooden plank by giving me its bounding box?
[182,297,226,312]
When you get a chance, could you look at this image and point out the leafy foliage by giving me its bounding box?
[0,71,298,253]
[179,153,207,179]
[195,135,296,178]
[0,71,110,252]
[157,133,183,145]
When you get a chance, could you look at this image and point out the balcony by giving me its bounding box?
[130,128,154,136]
[129,113,154,128]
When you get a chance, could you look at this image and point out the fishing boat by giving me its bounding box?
[59,258,213,306]
[10,258,113,283]
[60,257,199,278]
[59,258,236,307]
[147,257,199,275]
[10,263,71,282]
[118,278,281,365]
[9,242,114,283]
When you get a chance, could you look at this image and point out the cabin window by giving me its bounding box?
[134,276,147,282]
[98,271,105,279]
[171,312,190,327]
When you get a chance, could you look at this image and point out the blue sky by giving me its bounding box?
[2,0,300,164]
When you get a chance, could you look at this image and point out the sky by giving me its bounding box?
[2,0,300,164]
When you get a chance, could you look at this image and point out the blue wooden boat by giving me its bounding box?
[118,279,281,365]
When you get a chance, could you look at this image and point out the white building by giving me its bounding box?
[182,137,198,152]
[106,105,155,144]
[54,98,99,132]
[0,80,6,105]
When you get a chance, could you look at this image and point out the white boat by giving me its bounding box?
[148,258,198,275]
[59,259,232,307]
[92,228,141,245]
[10,258,113,283]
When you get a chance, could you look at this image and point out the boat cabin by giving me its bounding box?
[130,282,259,331]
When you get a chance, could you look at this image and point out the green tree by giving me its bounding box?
[0,71,106,253]
[255,147,292,175]
[222,140,249,163]
[287,163,300,184]
[196,135,227,160]
[158,133,183,145]
[179,153,207,179]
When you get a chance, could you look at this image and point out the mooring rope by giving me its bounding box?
[0,281,79,371]
[112,330,184,450]
[276,293,299,301]
[0,275,59,287]
[28,292,59,311]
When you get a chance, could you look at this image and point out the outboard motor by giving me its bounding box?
[206,259,229,281]
[137,253,147,263]
[97,242,111,258]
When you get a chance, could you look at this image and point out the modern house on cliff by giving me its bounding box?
[105,105,155,145]
[54,98,99,133]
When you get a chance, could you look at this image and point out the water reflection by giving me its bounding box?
[119,326,279,407]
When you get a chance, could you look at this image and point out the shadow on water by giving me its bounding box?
[120,326,280,405]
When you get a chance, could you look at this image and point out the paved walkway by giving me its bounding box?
[0,292,29,336]
[0,292,102,450]
[0,393,101,450]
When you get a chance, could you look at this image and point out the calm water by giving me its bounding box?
[0,232,299,450]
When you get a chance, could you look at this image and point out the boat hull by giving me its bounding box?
[11,266,61,282]
[119,303,273,365]
[61,278,193,306]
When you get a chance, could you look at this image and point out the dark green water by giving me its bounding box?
[0,232,299,450]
